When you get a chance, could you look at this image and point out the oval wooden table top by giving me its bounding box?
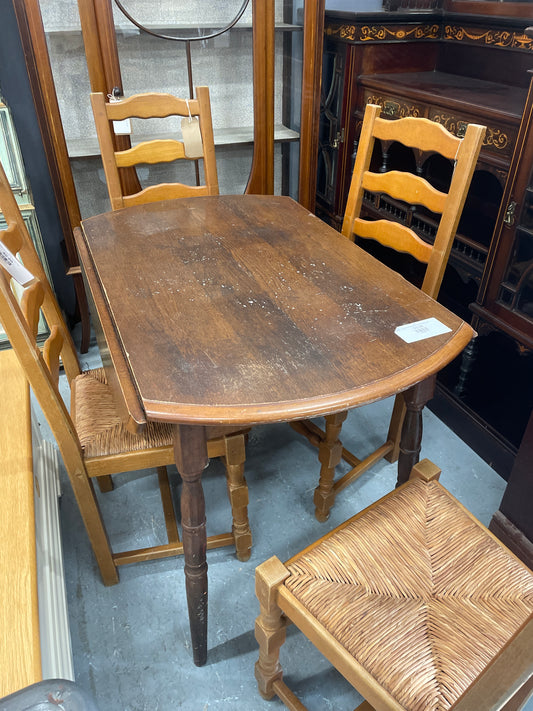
[78,194,474,427]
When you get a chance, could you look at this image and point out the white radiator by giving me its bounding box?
[32,420,74,682]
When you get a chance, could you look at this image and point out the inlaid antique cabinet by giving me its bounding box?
[316,0,533,478]
[478,68,533,567]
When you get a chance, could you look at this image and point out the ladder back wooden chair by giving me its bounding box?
[293,104,486,521]
[91,85,218,211]
[0,159,251,587]
[255,459,533,711]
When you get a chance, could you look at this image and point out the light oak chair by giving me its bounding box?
[255,459,533,711]
[292,103,486,521]
[0,159,251,587]
[91,85,218,211]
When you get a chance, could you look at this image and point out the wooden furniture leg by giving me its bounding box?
[384,393,406,464]
[397,375,436,486]
[500,675,533,711]
[222,433,252,562]
[157,466,180,547]
[173,423,209,666]
[453,335,477,398]
[313,411,348,522]
[72,269,91,354]
[255,557,290,701]
[97,475,114,493]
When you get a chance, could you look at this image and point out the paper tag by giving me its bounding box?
[113,118,132,135]
[395,317,452,344]
[181,117,203,159]
[0,241,34,286]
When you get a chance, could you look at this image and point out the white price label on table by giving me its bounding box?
[395,317,452,344]
[0,241,34,286]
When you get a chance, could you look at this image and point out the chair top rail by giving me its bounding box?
[373,114,463,159]
[102,91,202,121]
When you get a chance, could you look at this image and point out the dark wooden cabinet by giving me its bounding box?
[490,409,533,568]
[478,69,533,566]
[316,3,533,478]
[471,71,533,352]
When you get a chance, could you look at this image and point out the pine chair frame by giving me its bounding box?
[91,85,219,210]
[255,460,533,711]
[0,160,250,587]
[292,104,486,521]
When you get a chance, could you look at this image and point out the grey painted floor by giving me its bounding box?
[44,333,532,711]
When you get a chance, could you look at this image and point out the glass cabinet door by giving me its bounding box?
[39,0,310,218]
[473,71,533,348]
[498,167,533,325]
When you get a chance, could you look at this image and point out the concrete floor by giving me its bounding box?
[48,334,532,711]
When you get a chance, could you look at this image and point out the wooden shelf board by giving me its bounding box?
[359,71,528,124]
[45,22,302,35]
[67,125,299,158]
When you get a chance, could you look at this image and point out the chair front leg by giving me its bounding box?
[222,432,252,561]
[313,411,347,521]
[73,468,118,585]
[255,557,290,700]
[97,474,114,493]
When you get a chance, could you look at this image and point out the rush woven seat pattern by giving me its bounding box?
[73,368,175,458]
[255,460,533,711]
[73,367,244,465]
[285,478,533,710]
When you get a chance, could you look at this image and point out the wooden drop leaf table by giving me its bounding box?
[75,194,474,666]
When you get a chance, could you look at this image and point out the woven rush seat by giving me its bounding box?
[73,368,174,458]
[73,368,241,459]
[255,460,533,711]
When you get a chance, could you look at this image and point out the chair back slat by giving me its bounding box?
[105,92,196,120]
[2,222,22,254]
[91,86,219,211]
[20,280,44,339]
[362,170,448,215]
[122,182,211,208]
[342,103,486,299]
[352,218,433,263]
[115,139,187,168]
[43,324,64,387]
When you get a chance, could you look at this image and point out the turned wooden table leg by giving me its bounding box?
[397,375,436,486]
[174,423,209,666]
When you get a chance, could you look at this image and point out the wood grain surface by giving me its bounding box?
[79,195,473,426]
[0,350,41,696]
